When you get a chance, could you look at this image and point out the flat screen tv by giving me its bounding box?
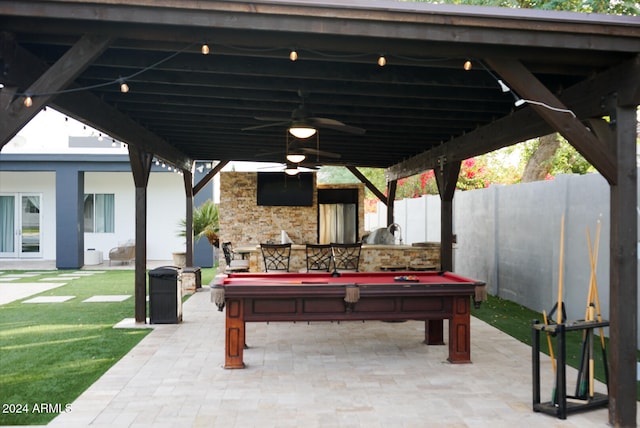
[257,172,314,206]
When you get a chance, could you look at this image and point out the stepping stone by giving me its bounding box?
[0,283,67,305]
[83,295,131,303]
[23,296,75,303]
[40,277,74,281]
[2,273,39,278]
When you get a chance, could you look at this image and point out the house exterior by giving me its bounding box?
[0,110,216,269]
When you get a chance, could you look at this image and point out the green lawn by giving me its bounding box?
[0,268,217,426]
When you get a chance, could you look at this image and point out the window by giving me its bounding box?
[84,194,115,233]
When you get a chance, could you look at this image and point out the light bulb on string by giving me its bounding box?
[377,55,386,67]
[463,60,472,71]
[23,95,33,108]
[289,50,298,61]
[201,44,210,55]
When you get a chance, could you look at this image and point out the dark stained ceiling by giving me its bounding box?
[0,0,639,181]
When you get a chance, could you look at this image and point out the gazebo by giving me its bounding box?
[0,1,638,424]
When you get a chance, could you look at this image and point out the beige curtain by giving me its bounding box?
[319,203,356,244]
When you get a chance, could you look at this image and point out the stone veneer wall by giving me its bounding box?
[219,172,365,258]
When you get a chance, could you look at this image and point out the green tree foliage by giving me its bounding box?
[520,137,595,176]
[409,0,639,15]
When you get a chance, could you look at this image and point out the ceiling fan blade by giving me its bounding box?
[254,116,291,122]
[300,147,341,159]
[310,117,366,135]
[242,121,289,131]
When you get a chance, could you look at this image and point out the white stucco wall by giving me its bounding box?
[1,170,186,262]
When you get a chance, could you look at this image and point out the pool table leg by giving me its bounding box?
[424,320,445,345]
[447,296,472,364]
[224,298,246,369]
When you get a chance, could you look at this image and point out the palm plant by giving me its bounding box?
[178,200,220,246]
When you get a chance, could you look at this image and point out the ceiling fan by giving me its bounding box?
[242,91,366,137]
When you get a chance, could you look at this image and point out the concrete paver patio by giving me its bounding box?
[46,286,624,428]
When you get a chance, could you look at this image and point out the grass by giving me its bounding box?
[472,294,640,401]
[0,267,217,426]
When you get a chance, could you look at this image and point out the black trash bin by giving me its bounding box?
[149,266,182,324]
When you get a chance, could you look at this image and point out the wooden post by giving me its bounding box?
[435,161,461,271]
[386,179,397,226]
[607,96,637,427]
[183,169,194,267]
[128,146,152,323]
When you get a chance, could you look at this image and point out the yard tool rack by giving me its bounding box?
[531,319,609,419]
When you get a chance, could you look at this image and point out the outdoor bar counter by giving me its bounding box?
[232,242,440,272]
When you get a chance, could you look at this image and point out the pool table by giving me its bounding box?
[212,271,486,369]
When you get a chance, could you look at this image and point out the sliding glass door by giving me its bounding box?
[0,193,42,258]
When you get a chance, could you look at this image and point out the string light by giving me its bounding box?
[11,41,468,103]
[463,60,472,71]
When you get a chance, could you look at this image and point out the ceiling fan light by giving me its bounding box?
[286,153,306,163]
[284,165,299,175]
[289,126,316,139]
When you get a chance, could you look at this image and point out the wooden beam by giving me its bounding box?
[561,54,640,113]
[485,57,617,184]
[346,166,387,205]
[52,92,193,172]
[386,108,552,182]
[0,33,112,147]
[0,32,193,170]
[386,55,640,182]
[194,160,229,195]
[128,145,153,324]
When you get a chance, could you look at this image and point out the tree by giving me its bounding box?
[520,134,560,182]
